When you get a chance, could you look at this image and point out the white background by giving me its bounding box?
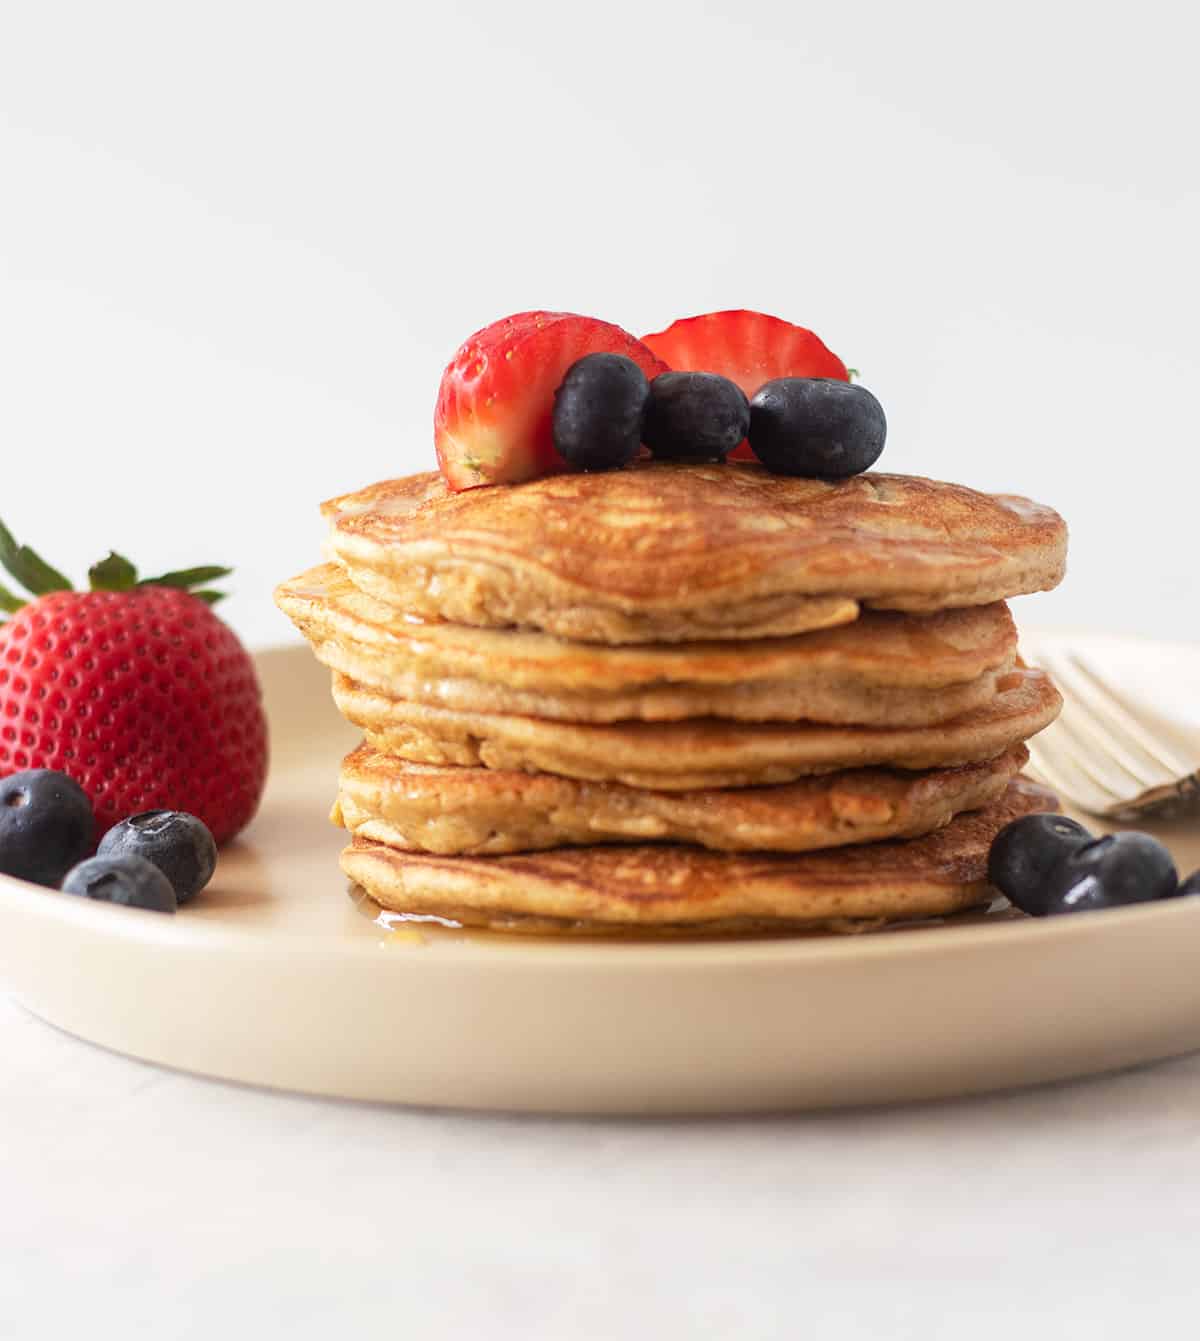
[2,0,1197,647]
[3,8,1200,1337]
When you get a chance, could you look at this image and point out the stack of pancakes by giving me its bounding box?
[276,463,1067,933]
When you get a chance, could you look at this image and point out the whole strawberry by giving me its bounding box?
[0,524,267,844]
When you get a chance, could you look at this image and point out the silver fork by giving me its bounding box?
[1022,645,1200,820]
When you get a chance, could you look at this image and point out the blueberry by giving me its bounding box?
[643,372,750,462]
[552,354,650,471]
[748,378,886,478]
[98,810,216,905]
[1168,869,1200,899]
[0,769,94,888]
[61,855,177,912]
[987,813,1093,915]
[1041,832,1178,916]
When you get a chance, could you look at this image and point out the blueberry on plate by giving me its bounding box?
[61,855,177,913]
[98,810,217,905]
[986,813,1092,916]
[1041,832,1178,916]
[643,372,750,462]
[1168,869,1200,899]
[552,353,651,471]
[748,378,886,478]
[0,769,94,888]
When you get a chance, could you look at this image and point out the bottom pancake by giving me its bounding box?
[334,743,1029,855]
[341,778,1057,934]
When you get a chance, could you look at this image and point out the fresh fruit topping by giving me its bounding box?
[1175,870,1200,898]
[748,379,887,478]
[0,768,94,887]
[434,311,668,491]
[0,522,268,843]
[643,372,750,463]
[987,813,1092,916]
[1040,833,1178,915]
[989,814,1181,918]
[61,854,177,912]
[552,354,651,471]
[98,810,217,905]
[641,311,849,461]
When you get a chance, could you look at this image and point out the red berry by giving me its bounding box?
[641,310,849,460]
[0,588,268,844]
[434,310,669,491]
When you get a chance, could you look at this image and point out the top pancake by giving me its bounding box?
[323,463,1067,644]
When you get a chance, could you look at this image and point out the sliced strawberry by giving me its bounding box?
[641,311,849,459]
[434,311,669,491]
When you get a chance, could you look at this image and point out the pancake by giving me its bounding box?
[323,463,1067,644]
[277,564,1017,727]
[334,742,1028,855]
[332,666,1062,791]
[341,778,1058,933]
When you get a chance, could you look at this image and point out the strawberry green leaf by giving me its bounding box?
[0,580,24,615]
[190,590,227,606]
[0,519,72,596]
[0,520,19,579]
[88,551,139,592]
[139,565,232,591]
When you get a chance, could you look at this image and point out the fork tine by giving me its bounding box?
[1025,733,1124,816]
[1037,652,1187,785]
[1066,654,1196,777]
[1032,713,1128,802]
[1053,688,1165,791]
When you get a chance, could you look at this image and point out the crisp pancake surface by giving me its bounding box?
[334,742,1028,855]
[333,667,1062,790]
[277,564,1017,726]
[341,778,1057,932]
[323,463,1067,643]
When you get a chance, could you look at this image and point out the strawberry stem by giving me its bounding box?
[0,519,73,596]
[0,517,233,620]
[0,581,24,615]
[89,551,139,592]
[139,565,232,590]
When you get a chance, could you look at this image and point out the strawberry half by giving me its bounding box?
[0,525,268,844]
[434,311,669,491]
[641,310,849,460]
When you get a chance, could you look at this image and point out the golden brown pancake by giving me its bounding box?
[322,463,1067,644]
[332,666,1062,790]
[334,742,1028,855]
[341,778,1057,933]
[277,564,1017,726]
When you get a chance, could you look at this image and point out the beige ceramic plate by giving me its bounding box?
[0,644,1198,1115]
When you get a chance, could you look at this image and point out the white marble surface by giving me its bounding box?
[5,988,1200,1339]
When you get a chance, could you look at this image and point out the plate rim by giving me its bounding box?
[2,629,1198,971]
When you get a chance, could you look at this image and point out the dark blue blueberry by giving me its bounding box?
[1041,832,1178,916]
[1167,869,1200,899]
[552,354,650,471]
[987,813,1093,915]
[643,372,750,462]
[61,854,177,912]
[0,769,94,888]
[98,810,217,905]
[748,378,886,478]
